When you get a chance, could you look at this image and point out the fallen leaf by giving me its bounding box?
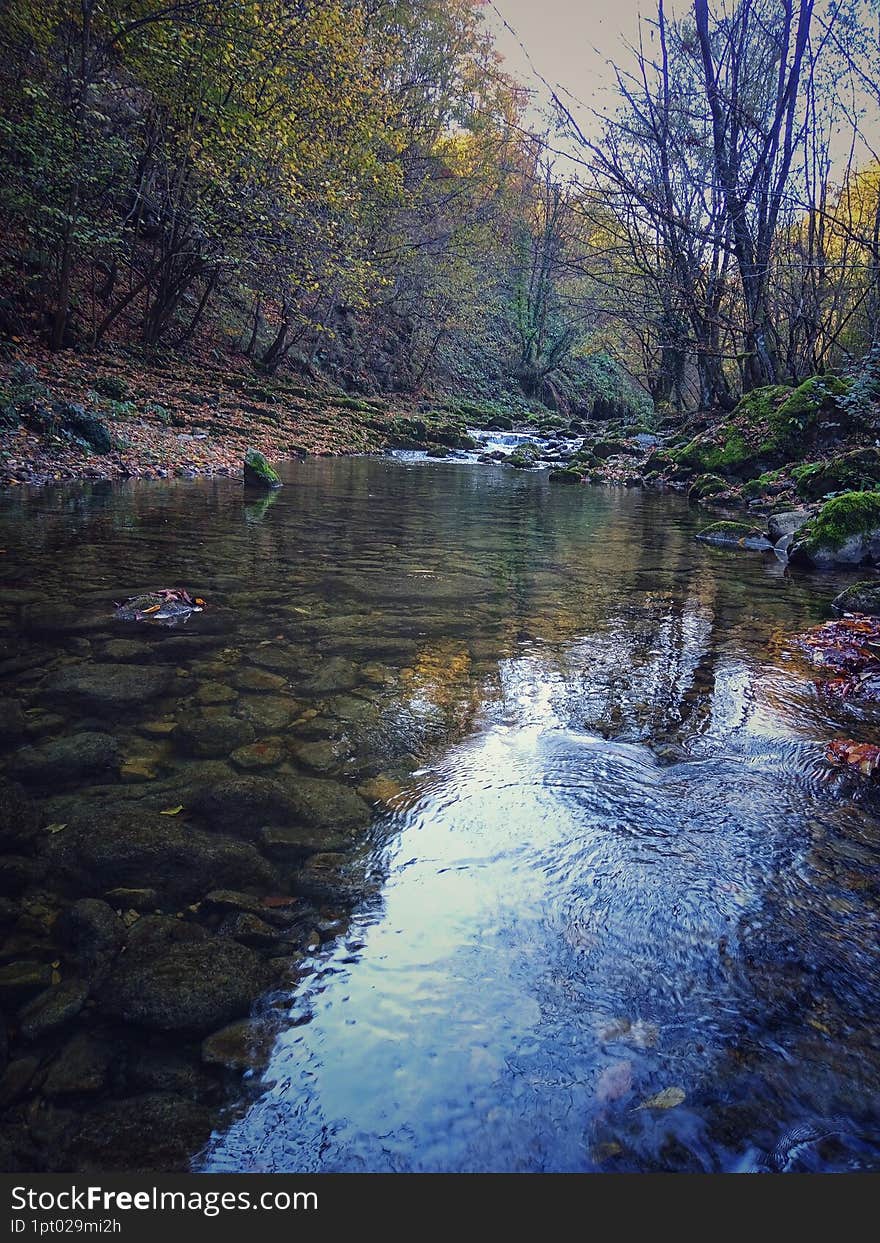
[826,739,880,778]
[45,822,68,834]
[636,1086,686,1110]
[160,805,184,816]
[262,895,298,908]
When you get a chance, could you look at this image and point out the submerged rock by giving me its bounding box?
[101,939,270,1033]
[243,448,282,490]
[41,663,175,712]
[201,1018,276,1071]
[9,731,120,786]
[18,979,89,1041]
[44,812,278,903]
[71,1092,216,1171]
[696,521,772,550]
[173,713,254,758]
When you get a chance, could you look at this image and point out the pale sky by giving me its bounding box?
[487,0,663,144]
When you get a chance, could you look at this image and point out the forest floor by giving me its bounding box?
[0,345,484,487]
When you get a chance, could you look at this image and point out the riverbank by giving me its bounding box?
[0,347,573,488]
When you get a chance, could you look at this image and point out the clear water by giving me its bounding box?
[2,458,880,1172]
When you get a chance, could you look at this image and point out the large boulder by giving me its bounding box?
[243,448,282,490]
[43,811,279,903]
[790,492,880,567]
[70,1092,215,1171]
[672,376,850,479]
[100,938,270,1033]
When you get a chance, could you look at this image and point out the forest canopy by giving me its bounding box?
[0,0,879,419]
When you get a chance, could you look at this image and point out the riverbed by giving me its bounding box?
[1,458,879,1172]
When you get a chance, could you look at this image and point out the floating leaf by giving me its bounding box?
[45,822,68,834]
[637,1086,686,1110]
[160,805,184,816]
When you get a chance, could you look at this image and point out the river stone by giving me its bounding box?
[41,663,175,712]
[0,1056,39,1107]
[0,696,26,745]
[100,638,154,663]
[237,694,297,731]
[297,657,360,697]
[288,737,349,774]
[43,812,279,903]
[232,667,289,693]
[0,961,52,1007]
[0,780,40,850]
[216,910,282,948]
[230,737,284,770]
[71,1092,216,1172]
[767,509,811,542]
[8,731,120,786]
[285,775,371,829]
[43,1032,114,1096]
[260,822,359,858]
[173,713,254,758]
[100,938,270,1033]
[18,979,89,1040]
[125,915,207,956]
[103,887,158,912]
[56,899,126,979]
[0,855,47,896]
[193,680,238,706]
[190,775,297,833]
[832,580,880,615]
[244,447,282,490]
[201,1019,276,1071]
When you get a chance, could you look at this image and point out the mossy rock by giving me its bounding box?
[792,448,880,500]
[57,404,112,454]
[791,491,880,566]
[93,375,129,401]
[695,521,772,550]
[688,473,727,502]
[243,448,282,490]
[592,438,638,460]
[741,468,787,500]
[831,580,880,615]
[672,376,850,480]
[549,468,582,484]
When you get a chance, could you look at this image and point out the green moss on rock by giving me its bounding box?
[695,520,771,549]
[797,491,880,554]
[688,473,727,501]
[671,375,850,480]
[792,448,880,500]
[243,448,282,490]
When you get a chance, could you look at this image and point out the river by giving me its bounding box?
[1,457,879,1172]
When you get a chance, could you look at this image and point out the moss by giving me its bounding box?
[672,376,850,480]
[688,473,727,501]
[695,520,770,549]
[741,468,785,500]
[93,374,129,401]
[792,448,880,500]
[243,448,282,489]
[799,491,880,553]
[699,521,756,537]
[549,468,582,484]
